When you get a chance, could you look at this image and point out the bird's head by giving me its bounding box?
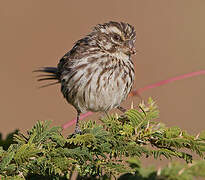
[91,21,136,57]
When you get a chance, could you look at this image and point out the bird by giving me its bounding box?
[35,21,136,133]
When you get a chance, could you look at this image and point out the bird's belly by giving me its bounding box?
[63,59,134,114]
[87,83,126,112]
[73,72,132,113]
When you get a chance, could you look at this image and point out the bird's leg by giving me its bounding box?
[117,106,127,113]
[74,111,81,134]
[104,111,109,118]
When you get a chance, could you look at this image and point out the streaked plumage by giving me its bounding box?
[36,21,136,133]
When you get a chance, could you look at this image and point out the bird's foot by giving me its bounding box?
[74,127,82,134]
[68,128,82,138]
[117,106,127,113]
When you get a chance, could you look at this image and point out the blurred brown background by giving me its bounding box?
[0,0,205,143]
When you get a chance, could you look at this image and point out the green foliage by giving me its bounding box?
[0,98,205,179]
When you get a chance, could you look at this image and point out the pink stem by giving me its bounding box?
[62,70,205,130]
[137,70,205,94]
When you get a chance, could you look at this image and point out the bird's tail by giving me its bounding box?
[34,67,61,88]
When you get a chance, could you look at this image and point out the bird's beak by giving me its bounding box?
[127,40,136,55]
[129,47,136,55]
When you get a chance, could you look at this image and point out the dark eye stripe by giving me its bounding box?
[113,34,122,41]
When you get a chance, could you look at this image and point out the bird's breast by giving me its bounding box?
[61,55,134,113]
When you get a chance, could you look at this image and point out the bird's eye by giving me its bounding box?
[113,34,122,42]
